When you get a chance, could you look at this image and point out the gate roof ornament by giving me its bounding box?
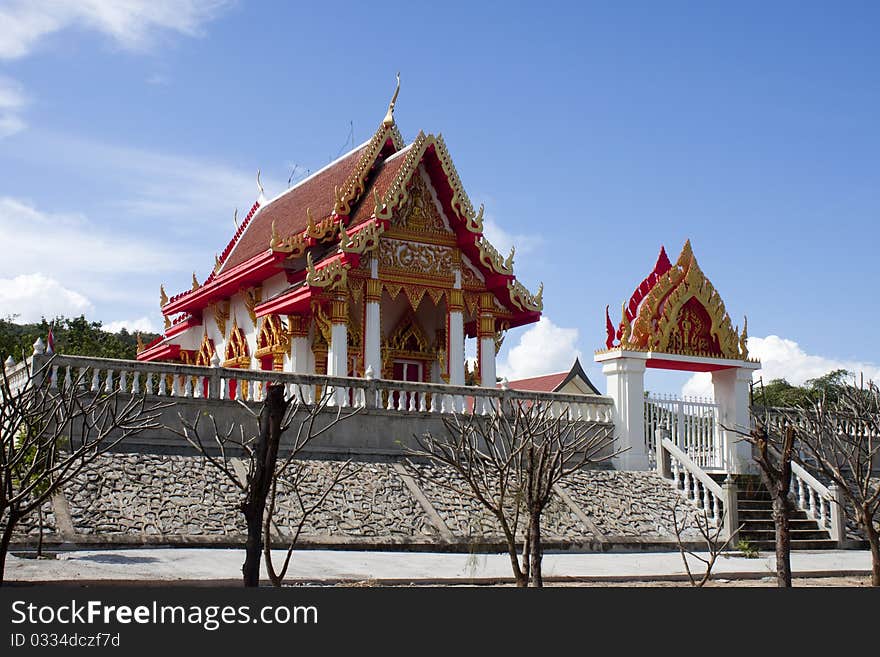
[599,240,754,363]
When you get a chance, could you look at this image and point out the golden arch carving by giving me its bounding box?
[196,332,215,366]
[255,314,289,370]
[223,317,251,368]
[623,241,748,360]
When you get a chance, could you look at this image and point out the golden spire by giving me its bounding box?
[382,72,401,127]
[192,272,199,291]
[159,284,168,307]
[739,316,749,359]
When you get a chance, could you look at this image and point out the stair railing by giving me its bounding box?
[790,460,846,547]
[656,428,738,540]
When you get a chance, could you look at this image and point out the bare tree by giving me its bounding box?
[408,398,616,587]
[671,501,740,587]
[0,357,165,585]
[172,384,358,587]
[774,379,880,586]
[723,382,796,587]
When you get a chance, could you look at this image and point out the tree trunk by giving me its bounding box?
[240,385,287,587]
[0,509,19,587]
[772,495,792,588]
[863,508,880,587]
[528,510,543,588]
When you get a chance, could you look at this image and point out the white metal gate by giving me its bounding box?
[645,394,724,471]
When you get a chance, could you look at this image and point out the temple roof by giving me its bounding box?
[152,80,544,336]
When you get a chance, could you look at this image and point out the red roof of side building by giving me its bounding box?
[503,359,601,395]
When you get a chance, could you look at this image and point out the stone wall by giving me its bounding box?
[11,450,710,550]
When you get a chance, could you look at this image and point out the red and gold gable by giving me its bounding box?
[604,240,749,361]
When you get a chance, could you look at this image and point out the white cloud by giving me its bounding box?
[681,335,880,398]
[481,214,543,262]
[103,317,156,333]
[0,273,93,322]
[0,197,190,301]
[18,133,281,229]
[0,76,27,138]
[497,317,581,381]
[0,0,233,60]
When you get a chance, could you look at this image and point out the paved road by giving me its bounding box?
[6,548,874,584]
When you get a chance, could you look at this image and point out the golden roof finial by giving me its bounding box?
[504,246,515,271]
[270,220,280,249]
[192,272,200,291]
[373,188,384,216]
[339,224,351,248]
[333,184,345,215]
[535,282,544,306]
[620,302,632,344]
[159,284,168,307]
[382,72,401,127]
[739,315,749,359]
[164,315,171,330]
[136,332,145,353]
[214,253,221,272]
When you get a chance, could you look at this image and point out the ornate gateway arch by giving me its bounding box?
[595,241,760,473]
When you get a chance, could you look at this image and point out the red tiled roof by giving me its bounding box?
[503,372,568,393]
[221,145,370,270]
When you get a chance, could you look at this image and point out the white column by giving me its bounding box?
[326,297,348,377]
[712,366,755,474]
[478,292,496,388]
[479,336,496,387]
[288,316,311,373]
[364,273,382,378]
[600,356,649,470]
[448,286,465,386]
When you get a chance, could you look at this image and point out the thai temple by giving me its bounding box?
[137,77,543,390]
[17,77,857,553]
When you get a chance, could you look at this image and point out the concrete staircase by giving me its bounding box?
[732,475,837,550]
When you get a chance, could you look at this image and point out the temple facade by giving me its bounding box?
[137,82,543,389]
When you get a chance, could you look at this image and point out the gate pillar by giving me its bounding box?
[598,353,649,471]
[712,366,757,474]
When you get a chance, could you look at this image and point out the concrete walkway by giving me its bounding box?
[6,548,874,584]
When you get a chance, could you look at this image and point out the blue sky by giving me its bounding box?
[0,1,878,394]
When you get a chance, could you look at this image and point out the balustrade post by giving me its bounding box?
[828,484,847,547]
[209,353,221,399]
[655,428,671,479]
[722,477,739,542]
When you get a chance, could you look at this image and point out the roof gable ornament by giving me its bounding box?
[256,169,266,204]
[602,240,751,361]
[382,72,401,128]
